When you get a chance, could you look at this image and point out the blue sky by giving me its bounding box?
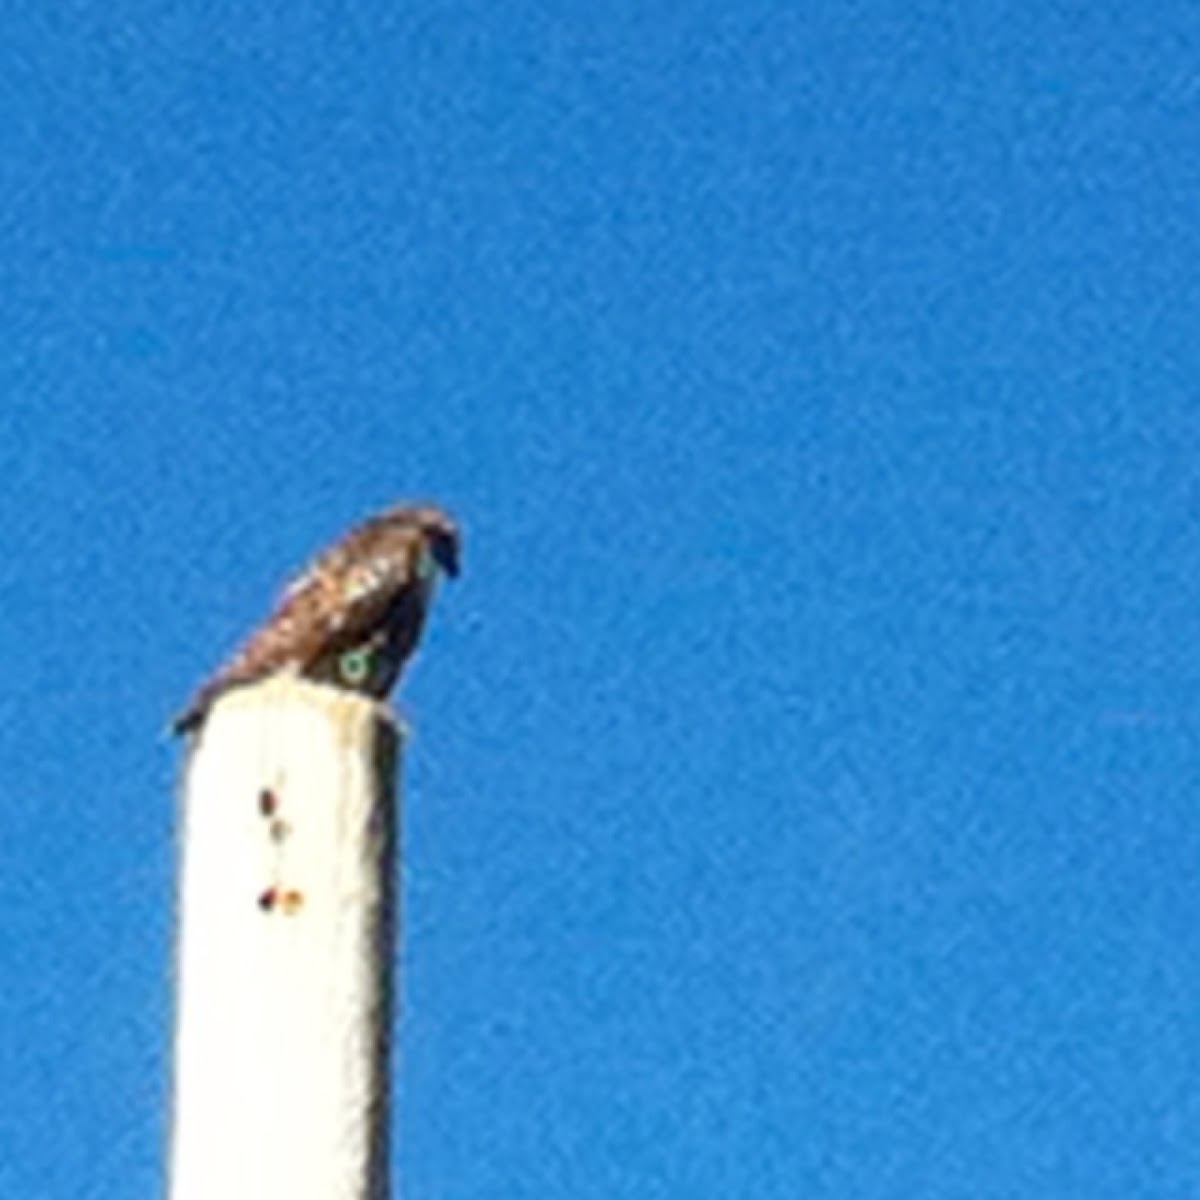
[2,2,1199,1196]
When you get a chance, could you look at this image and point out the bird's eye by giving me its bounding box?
[338,646,373,686]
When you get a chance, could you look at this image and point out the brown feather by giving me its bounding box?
[173,503,459,734]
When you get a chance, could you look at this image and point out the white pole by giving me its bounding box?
[168,676,400,1200]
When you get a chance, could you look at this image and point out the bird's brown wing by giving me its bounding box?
[172,521,425,733]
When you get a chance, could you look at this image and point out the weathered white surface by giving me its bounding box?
[169,676,400,1200]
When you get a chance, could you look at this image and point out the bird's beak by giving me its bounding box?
[432,534,460,578]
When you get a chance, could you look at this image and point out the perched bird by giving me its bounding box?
[173,503,460,735]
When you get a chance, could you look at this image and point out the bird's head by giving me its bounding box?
[409,505,461,578]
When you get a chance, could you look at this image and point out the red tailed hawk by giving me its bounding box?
[173,503,460,734]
